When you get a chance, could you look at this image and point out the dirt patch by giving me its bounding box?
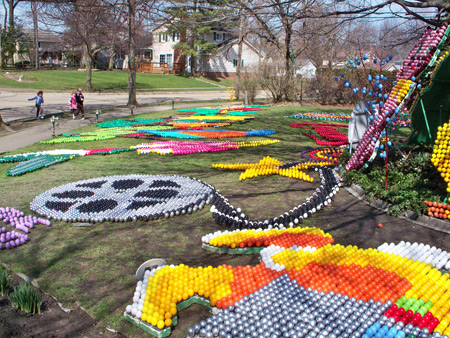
[2,73,35,83]
[0,272,118,338]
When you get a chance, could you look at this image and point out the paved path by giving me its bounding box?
[0,90,234,123]
[0,103,216,154]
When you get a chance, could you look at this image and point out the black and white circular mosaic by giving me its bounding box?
[30,175,215,222]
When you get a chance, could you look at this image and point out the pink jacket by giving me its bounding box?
[69,95,77,110]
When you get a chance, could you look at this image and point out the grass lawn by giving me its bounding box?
[0,105,413,337]
[0,70,217,91]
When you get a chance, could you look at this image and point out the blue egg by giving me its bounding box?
[349,60,354,64]
[340,74,345,78]
[363,54,369,60]
[411,76,416,81]
[381,61,385,65]
[368,75,373,81]
[334,77,339,81]
[373,59,377,64]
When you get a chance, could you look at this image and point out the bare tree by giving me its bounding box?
[41,0,122,91]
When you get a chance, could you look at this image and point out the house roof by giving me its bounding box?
[22,29,62,43]
[217,38,266,58]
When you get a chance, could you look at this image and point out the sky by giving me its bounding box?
[0,1,440,30]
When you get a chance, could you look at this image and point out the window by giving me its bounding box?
[213,32,216,41]
[160,54,166,64]
[216,32,222,41]
[233,59,243,67]
[159,33,168,42]
[166,54,173,65]
[172,32,180,42]
[144,50,152,60]
[223,33,226,40]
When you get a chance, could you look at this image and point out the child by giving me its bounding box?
[28,90,44,119]
[69,90,78,119]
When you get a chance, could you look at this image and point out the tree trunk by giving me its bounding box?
[235,8,244,99]
[84,46,92,91]
[6,0,14,67]
[2,0,7,31]
[8,0,14,30]
[108,48,115,71]
[127,0,137,106]
[31,1,39,70]
[0,114,13,132]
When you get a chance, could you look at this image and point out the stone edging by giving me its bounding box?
[345,183,450,235]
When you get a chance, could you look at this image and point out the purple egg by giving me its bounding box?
[15,239,20,246]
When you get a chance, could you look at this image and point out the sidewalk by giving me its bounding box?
[0,90,232,123]
[0,102,218,154]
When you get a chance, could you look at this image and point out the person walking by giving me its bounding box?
[28,90,44,119]
[69,90,78,119]
[75,87,85,120]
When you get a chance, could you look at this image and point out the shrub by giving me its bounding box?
[9,282,42,314]
[341,146,446,216]
[0,269,11,296]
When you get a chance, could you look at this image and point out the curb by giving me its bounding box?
[345,183,450,235]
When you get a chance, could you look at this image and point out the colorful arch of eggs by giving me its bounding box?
[347,24,450,171]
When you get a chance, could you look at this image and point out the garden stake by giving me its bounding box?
[95,109,101,123]
[50,115,58,138]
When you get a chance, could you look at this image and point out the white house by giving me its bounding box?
[141,24,264,78]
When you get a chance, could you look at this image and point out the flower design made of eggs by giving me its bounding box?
[300,147,344,164]
[126,239,450,338]
[432,123,450,193]
[347,24,450,171]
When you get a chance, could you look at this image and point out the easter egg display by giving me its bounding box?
[134,139,279,156]
[300,147,344,163]
[0,206,51,250]
[126,239,450,338]
[29,164,340,227]
[431,122,450,193]
[137,129,276,140]
[201,226,334,254]
[378,241,450,271]
[210,164,341,229]
[212,156,336,182]
[424,201,450,220]
[30,175,216,223]
[0,147,134,177]
[347,24,449,171]
[285,111,352,122]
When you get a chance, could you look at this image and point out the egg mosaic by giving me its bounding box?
[125,237,450,338]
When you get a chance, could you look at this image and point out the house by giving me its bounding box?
[295,59,316,79]
[134,24,264,78]
[17,30,65,67]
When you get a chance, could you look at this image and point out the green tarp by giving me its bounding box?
[409,53,450,144]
